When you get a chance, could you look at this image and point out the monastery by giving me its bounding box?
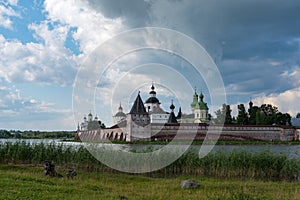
[76,84,300,142]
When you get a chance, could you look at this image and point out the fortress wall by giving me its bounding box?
[280,128,295,141]
[77,124,297,142]
[151,124,296,141]
[77,127,127,141]
[295,128,300,140]
[130,124,151,141]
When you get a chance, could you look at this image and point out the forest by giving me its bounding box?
[0,130,75,139]
[213,102,298,126]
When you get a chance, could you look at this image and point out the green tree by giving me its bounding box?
[225,105,233,124]
[248,106,259,125]
[0,130,13,138]
[258,104,277,124]
[237,104,248,125]
[214,104,233,124]
[214,104,226,124]
[208,113,212,121]
[255,111,265,125]
[276,112,292,126]
[254,104,291,126]
[296,113,300,118]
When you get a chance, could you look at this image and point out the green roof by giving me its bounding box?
[199,101,209,110]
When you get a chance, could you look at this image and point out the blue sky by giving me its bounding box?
[0,0,300,130]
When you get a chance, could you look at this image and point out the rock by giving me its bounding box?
[118,195,128,200]
[180,179,200,189]
[67,169,77,179]
[44,161,63,178]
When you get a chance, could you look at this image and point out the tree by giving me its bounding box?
[208,113,212,121]
[256,104,277,125]
[214,104,226,124]
[225,105,233,124]
[237,104,248,125]
[214,104,233,124]
[276,112,292,126]
[255,111,265,125]
[0,130,13,138]
[248,105,259,125]
[296,113,300,118]
[254,104,291,126]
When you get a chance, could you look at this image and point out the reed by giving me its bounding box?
[1,141,299,181]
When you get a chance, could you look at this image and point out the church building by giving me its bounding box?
[144,84,170,123]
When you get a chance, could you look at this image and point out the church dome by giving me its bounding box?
[146,83,160,104]
[198,102,209,110]
[114,111,126,117]
[170,102,175,110]
[196,91,209,110]
[145,96,160,104]
[149,90,156,95]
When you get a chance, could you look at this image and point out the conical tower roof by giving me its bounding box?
[167,101,178,124]
[168,112,178,123]
[129,92,148,114]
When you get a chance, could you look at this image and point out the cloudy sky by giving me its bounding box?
[0,0,300,130]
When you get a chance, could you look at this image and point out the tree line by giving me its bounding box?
[213,102,296,126]
[0,130,76,139]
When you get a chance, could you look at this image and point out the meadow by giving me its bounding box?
[0,164,300,200]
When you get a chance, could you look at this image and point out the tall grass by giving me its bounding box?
[165,149,300,181]
[0,141,300,181]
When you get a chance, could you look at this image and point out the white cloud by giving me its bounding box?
[0,79,74,130]
[44,0,125,54]
[280,66,300,88]
[228,87,300,118]
[0,0,127,86]
[5,0,18,6]
[252,87,300,117]
[0,1,19,29]
[0,22,77,85]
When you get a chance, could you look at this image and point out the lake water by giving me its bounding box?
[1,139,300,159]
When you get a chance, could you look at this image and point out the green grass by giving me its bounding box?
[0,164,300,200]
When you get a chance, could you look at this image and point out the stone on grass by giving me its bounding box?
[180,179,200,189]
[44,161,63,178]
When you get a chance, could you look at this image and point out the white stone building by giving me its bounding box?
[144,84,170,123]
[113,103,126,124]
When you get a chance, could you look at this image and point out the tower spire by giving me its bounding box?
[168,99,178,123]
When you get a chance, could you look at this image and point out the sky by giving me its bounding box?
[0,0,300,131]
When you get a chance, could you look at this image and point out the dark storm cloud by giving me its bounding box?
[87,0,300,103]
[88,0,300,59]
[87,0,151,27]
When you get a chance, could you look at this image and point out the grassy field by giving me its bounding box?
[0,164,299,200]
